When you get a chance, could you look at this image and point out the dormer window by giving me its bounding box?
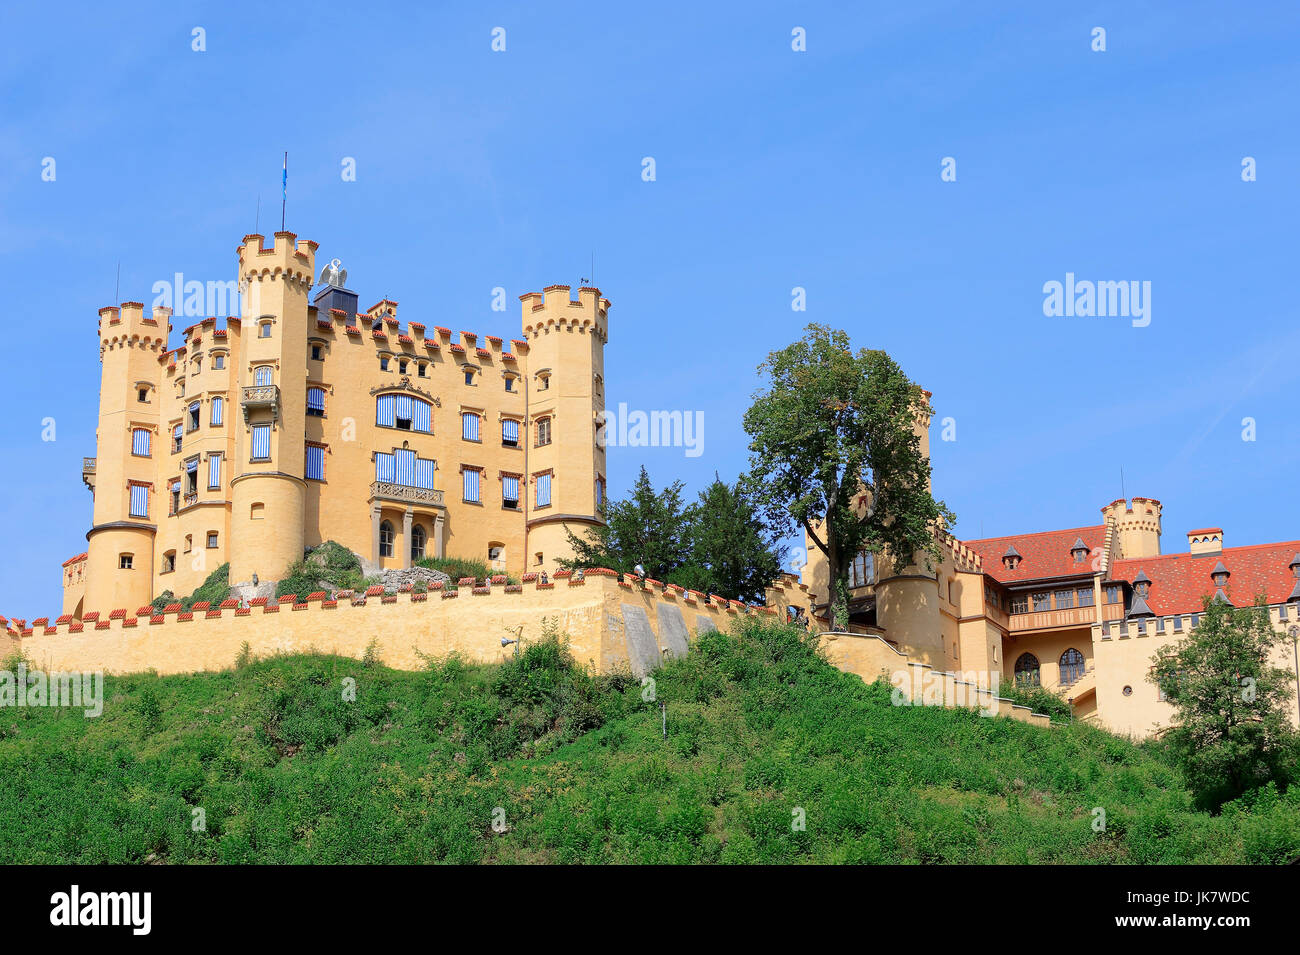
[1210,561,1230,588]
[1002,545,1021,572]
[1289,553,1300,604]
[1070,537,1089,564]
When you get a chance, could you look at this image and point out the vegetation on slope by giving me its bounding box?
[0,619,1296,864]
[150,563,230,613]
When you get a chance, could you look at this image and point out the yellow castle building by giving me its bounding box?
[63,232,609,619]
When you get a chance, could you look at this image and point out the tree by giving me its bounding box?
[1148,596,1297,809]
[673,475,785,603]
[560,466,693,579]
[742,324,954,630]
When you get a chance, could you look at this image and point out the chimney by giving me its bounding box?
[1187,528,1223,555]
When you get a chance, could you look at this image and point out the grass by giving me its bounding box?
[415,555,519,586]
[0,618,1296,863]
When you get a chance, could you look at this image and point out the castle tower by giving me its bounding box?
[227,232,317,586]
[518,286,610,570]
[1099,497,1162,559]
[83,302,170,614]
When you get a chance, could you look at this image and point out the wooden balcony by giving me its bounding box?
[82,457,96,492]
[1008,604,1099,633]
[369,481,444,508]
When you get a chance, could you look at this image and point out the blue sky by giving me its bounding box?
[2,1,1297,615]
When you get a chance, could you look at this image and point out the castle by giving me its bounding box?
[62,232,608,618]
[41,231,1300,740]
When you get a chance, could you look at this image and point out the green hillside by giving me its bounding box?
[1,619,1297,864]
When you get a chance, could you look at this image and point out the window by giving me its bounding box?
[1032,591,1050,612]
[502,474,520,509]
[1014,653,1040,687]
[376,395,431,432]
[1077,587,1095,607]
[502,419,519,447]
[183,534,193,553]
[398,359,408,374]
[535,552,544,566]
[128,483,149,518]
[1157,669,1183,702]
[536,417,552,446]
[210,395,224,427]
[250,502,265,519]
[208,454,222,489]
[254,365,273,387]
[1105,584,1122,604]
[251,425,271,461]
[213,354,225,370]
[169,481,180,515]
[417,362,427,378]
[1009,594,1028,614]
[464,369,475,386]
[162,551,176,573]
[489,545,505,569]
[380,356,390,372]
[504,376,514,392]
[463,468,481,503]
[305,444,325,481]
[849,552,874,589]
[138,388,148,402]
[193,357,202,374]
[415,457,435,490]
[537,373,550,391]
[462,412,480,442]
[411,525,426,561]
[119,554,133,570]
[185,457,199,496]
[1054,589,1074,610]
[172,424,183,453]
[535,472,552,508]
[187,401,201,431]
[311,344,322,361]
[207,532,218,549]
[595,477,606,511]
[132,428,151,457]
[1059,648,1085,684]
[307,387,326,416]
[259,321,272,338]
[379,521,394,558]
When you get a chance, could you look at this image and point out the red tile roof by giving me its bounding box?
[1114,541,1300,614]
[61,552,88,567]
[964,525,1106,584]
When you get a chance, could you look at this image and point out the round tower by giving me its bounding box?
[227,232,317,586]
[517,285,610,571]
[83,302,169,615]
[1099,496,1162,559]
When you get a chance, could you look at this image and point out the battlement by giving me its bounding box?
[238,231,317,287]
[97,302,169,353]
[520,285,610,340]
[1099,497,1162,559]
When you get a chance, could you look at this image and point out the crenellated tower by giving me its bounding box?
[227,232,318,586]
[1100,496,1162,559]
[518,285,610,570]
[83,302,170,614]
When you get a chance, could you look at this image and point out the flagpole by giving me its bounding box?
[281,152,287,231]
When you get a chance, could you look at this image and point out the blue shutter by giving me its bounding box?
[462,413,479,441]
[173,423,182,446]
[463,469,480,502]
[375,452,395,483]
[208,455,221,488]
[537,473,551,507]
[395,395,413,422]
[251,425,270,460]
[211,396,224,426]
[132,428,151,456]
[395,449,415,486]
[502,419,519,444]
[415,458,435,489]
[305,445,324,480]
[186,458,199,474]
[412,399,431,433]
[188,401,200,429]
[129,484,149,518]
[502,475,519,502]
[376,395,396,428]
[307,388,325,414]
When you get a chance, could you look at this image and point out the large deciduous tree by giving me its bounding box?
[743,324,954,630]
[1148,596,1297,809]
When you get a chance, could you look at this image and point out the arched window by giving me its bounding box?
[379,520,394,558]
[210,395,224,426]
[411,524,426,561]
[254,365,273,386]
[1059,648,1086,685]
[1014,653,1040,687]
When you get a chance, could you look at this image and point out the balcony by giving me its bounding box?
[1008,604,1099,633]
[82,457,96,492]
[241,384,280,425]
[369,481,445,508]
